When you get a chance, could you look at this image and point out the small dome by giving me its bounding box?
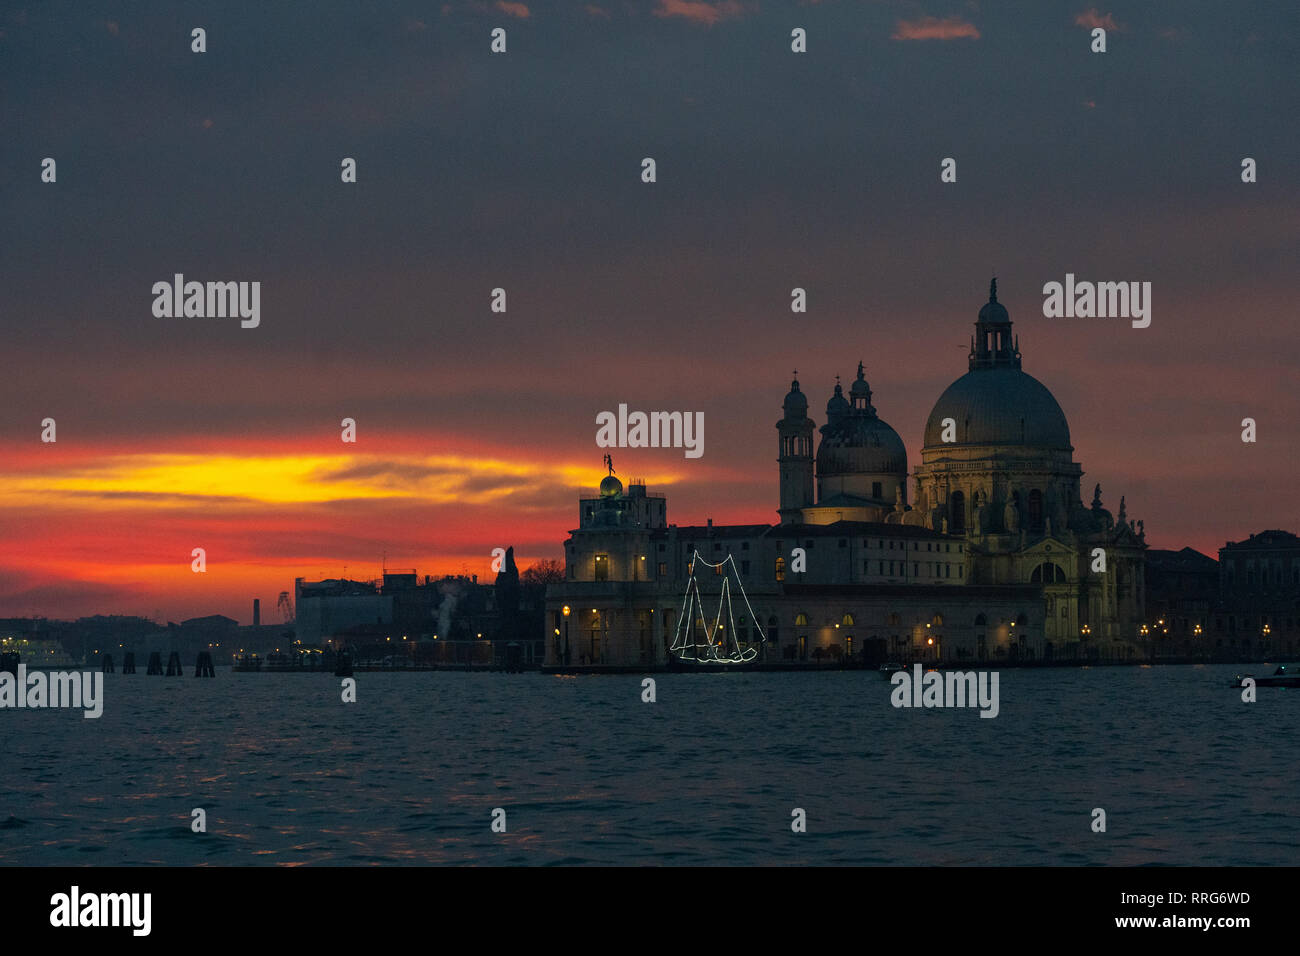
[599,474,623,498]
[849,362,872,400]
[783,379,808,416]
[825,383,850,419]
[978,299,1009,324]
[978,278,1010,324]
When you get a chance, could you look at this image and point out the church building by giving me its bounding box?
[544,281,1147,667]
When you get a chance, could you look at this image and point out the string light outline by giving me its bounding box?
[670,550,767,664]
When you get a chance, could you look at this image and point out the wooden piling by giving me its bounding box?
[165,651,182,676]
[146,651,163,675]
[123,652,136,674]
[102,654,114,673]
[194,651,215,677]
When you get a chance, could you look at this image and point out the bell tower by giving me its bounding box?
[777,373,815,523]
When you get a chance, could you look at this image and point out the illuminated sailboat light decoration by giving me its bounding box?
[669,551,767,664]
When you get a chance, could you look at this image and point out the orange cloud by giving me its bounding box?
[1074,8,1120,31]
[653,1,747,26]
[0,426,741,620]
[892,16,980,41]
[495,1,531,18]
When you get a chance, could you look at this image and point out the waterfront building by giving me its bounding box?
[546,281,1148,666]
[1215,530,1300,654]
[1144,547,1219,655]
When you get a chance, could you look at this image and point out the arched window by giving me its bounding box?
[1031,562,1066,584]
[775,557,785,581]
[842,613,855,627]
[1028,489,1044,532]
[931,613,944,627]
[1016,613,1028,626]
[949,491,965,533]
[794,612,808,626]
[887,612,901,627]
[974,613,987,626]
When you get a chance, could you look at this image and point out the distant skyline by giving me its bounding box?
[3,2,1297,621]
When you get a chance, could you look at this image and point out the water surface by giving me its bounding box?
[1,665,1292,865]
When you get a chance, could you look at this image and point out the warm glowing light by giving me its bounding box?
[562,606,570,617]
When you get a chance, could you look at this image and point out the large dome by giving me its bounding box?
[924,366,1071,450]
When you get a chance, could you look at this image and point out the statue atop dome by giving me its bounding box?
[598,454,623,498]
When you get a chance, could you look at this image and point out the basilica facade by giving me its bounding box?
[544,281,1147,667]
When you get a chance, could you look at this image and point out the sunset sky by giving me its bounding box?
[3,1,1297,622]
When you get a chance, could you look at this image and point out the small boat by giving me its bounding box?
[1233,665,1300,688]
[879,662,904,678]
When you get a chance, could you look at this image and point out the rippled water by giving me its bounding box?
[0,665,1294,865]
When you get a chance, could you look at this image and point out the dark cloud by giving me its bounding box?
[1,0,1297,618]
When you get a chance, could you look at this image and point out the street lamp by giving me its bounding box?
[562,605,571,665]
